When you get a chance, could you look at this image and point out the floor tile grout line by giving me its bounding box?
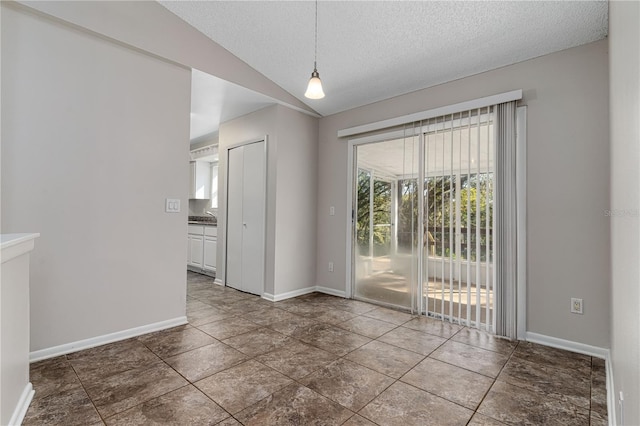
[466,339,521,425]
[64,354,110,425]
[255,323,476,422]
[29,278,604,425]
[191,281,606,424]
[159,357,239,425]
[99,383,194,424]
[70,350,184,423]
[492,347,595,412]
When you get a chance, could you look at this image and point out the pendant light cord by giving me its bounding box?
[314,0,318,69]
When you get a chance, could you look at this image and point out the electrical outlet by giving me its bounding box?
[328,262,334,272]
[571,298,583,314]
[165,198,180,213]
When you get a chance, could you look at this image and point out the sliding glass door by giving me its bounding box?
[354,136,419,311]
[352,109,496,330]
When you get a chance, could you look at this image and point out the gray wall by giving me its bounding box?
[218,105,318,298]
[317,40,610,348]
[1,4,190,350]
[18,1,315,117]
[609,1,640,424]
[274,106,319,295]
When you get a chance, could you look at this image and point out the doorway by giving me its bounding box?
[351,109,496,330]
[225,139,266,295]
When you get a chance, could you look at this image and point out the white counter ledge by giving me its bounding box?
[1,233,40,261]
[1,232,39,425]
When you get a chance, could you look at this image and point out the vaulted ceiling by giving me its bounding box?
[162,1,608,141]
[161,0,608,118]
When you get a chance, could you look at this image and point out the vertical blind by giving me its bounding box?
[420,108,496,331]
[349,94,521,337]
[494,101,518,339]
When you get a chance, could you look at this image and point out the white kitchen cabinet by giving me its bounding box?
[203,237,217,271]
[188,225,216,276]
[203,226,217,272]
[188,234,204,268]
[189,161,211,200]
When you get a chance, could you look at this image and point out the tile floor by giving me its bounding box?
[24,271,608,425]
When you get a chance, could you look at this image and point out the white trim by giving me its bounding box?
[29,316,188,362]
[8,382,34,426]
[524,332,609,359]
[189,144,218,161]
[348,129,419,146]
[0,233,40,263]
[345,140,355,299]
[338,90,523,138]
[516,106,528,340]
[606,356,616,426]
[213,278,224,286]
[315,286,347,298]
[262,287,316,302]
[262,293,276,302]
[263,286,347,302]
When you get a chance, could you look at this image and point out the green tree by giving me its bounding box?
[356,170,391,252]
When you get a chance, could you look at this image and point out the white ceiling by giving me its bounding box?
[161,0,608,119]
[190,69,276,142]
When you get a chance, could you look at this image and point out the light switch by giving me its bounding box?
[165,198,181,213]
[329,206,335,216]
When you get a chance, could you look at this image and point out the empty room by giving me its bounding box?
[1,1,638,425]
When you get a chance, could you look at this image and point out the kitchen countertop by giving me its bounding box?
[188,216,217,226]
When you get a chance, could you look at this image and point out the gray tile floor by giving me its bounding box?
[24,271,608,425]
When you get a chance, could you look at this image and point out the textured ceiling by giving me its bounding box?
[161,1,608,117]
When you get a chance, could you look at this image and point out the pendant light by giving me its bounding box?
[305,0,325,99]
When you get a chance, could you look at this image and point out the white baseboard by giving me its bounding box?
[29,316,188,362]
[262,285,347,302]
[214,278,224,286]
[315,286,347,298]
[8,382,34,426]
[524,332,609,358]
[263,286,316,302]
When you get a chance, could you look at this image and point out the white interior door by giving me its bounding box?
[226,146,244,289]
[240,141,266,295]
[225,140,266,295]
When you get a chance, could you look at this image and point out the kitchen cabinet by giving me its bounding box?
[189,161,211,200]
[187,225,204,268]
[203,226,217,272]
[188,234,203,268]
[187,224,216,276]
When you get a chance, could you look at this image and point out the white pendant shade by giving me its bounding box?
[305,71,325,99]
